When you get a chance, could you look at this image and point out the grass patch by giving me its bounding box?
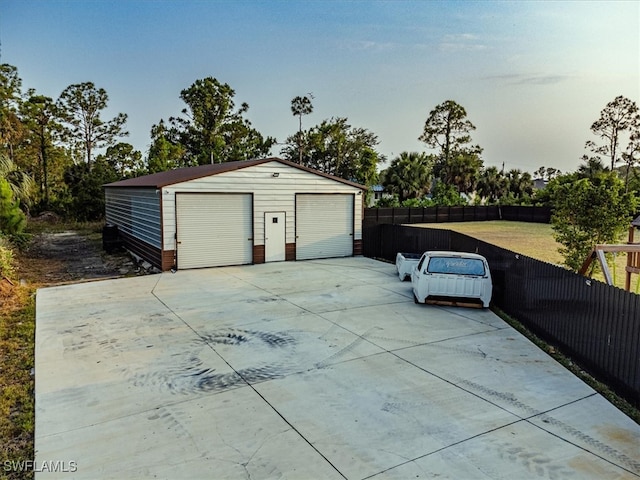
[414,220,563,265]
[0,220,103,480]
[415,221,635,290]
[0,283,35,480]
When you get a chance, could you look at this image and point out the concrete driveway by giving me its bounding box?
[35,257,639,479]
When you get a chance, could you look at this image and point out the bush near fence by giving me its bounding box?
[363,223,640,408]
[363,205,552,226]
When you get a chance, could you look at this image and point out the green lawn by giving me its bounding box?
[414,220,563,264]
[413,221,636,291]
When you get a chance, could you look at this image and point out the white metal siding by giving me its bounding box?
[176,193,252,269]
[296,194,354,260]
[161,161,363,252]
[104,188,161,248]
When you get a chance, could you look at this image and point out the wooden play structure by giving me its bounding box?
[579,215,640,291]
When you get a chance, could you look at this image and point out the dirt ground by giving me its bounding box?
[14,229,153,287]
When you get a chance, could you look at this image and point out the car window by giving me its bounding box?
[426,257,485,276]
[416,255,425,272]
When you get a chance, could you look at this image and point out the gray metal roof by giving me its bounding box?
[104,157,366,190]
[632,215,640,227]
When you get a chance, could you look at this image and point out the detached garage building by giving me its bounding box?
[104,157,365,271]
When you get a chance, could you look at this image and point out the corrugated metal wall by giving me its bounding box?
[104,187,162,248]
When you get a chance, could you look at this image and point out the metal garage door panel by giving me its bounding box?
[176,193,252,269]
[296,194,353,260]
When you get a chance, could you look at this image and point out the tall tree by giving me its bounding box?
[20,93,61,207]
[620,129,640,192]
[98,142,144,178]
[419,100,480,165]
[62,158,118,221]
[382,152,433,202]
[56,82,128,169]
[585,95,640,170]
[291,95,314,164]
[146,120,185,173]
[0,64,25,161]
[281,117,383,183]
[169,77,274,165]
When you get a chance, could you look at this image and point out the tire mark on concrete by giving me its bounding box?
[121,329,297,395]
[314,327,381,369]
[455,377,640,474]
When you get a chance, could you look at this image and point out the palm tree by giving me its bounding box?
[440,152,482,194]
[477,166,508,203]
[506,169,534,200]
[577,156,607,178]
[383,152,433,202]
[291,95,314,164]
[0,154,34,209]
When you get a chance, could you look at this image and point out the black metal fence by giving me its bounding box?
[363,223,640,407]
[363,205,552,227]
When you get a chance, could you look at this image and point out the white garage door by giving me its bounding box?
[296,194,354,260]
[176,193,253,269]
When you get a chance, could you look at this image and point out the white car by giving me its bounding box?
[411,251,492,308]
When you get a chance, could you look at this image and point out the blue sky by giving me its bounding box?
[1,0,638,173]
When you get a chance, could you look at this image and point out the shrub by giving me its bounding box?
[0,235,15,280]
[0,177,26,237]
[549,172,638,271]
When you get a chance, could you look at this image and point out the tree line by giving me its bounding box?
[1,61,639,273]
[379,95,640,272]
[0,64,385,224]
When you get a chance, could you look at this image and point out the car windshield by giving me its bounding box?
[426,257,485,276]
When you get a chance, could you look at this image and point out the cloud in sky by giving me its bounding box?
[439,33,489,53]
[485,74,574,86]
[1,0,638,173]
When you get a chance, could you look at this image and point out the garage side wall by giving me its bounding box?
[160,161,363,262]
[104,187,164,268]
